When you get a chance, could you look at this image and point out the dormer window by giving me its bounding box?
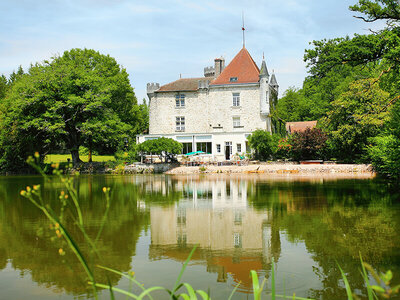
[229,77,238,82]
[175,94,185,108]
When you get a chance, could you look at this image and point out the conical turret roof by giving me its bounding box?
[259,59,269,77]
[210,47,260,85]
[270,73,278,86]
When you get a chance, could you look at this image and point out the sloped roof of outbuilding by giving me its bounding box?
[286,121,318,134]
[157,77,206,92]
[210,47,260,85]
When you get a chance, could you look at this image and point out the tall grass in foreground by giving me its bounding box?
[19,154,400,300]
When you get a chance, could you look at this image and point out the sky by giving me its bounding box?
[0,0,386,103]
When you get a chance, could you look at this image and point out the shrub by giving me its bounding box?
[114,144,139,164]
[367,135,400,179]
[275,137,292,160]
[291,128,328,161]
[137,137,182,163]
[247,130,275,161]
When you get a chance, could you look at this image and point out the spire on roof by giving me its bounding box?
[242,12,246,48]
[259,58,269,78]
[270,72,278,86]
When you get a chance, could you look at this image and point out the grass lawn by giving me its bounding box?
[45,154,115,163]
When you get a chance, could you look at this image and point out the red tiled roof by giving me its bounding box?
[210,47,260,85]
[286,121,318,134]
[157,77,206,92]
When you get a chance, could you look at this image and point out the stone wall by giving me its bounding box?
[148,84,268,135]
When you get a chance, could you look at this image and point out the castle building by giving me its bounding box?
[137,46,280,160]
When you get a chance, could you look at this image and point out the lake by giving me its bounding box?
[0,174,399,299]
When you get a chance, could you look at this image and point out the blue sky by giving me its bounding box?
[0,0,385,102]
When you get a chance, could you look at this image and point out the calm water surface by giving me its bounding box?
[0,174,399,300]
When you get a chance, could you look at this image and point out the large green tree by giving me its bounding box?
[0,48,144,169]
[0,75,7,101]
[296,0,400,165]
[321,78,390,161]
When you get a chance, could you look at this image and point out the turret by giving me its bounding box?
[270,72,279,94]
[146,82,160,99]
[204,66,215,77]
[259,58,270,115]
[214,57,225,78]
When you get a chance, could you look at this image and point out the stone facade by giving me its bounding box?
[137,47,279,160]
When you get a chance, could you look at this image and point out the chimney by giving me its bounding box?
[214,57,225,78]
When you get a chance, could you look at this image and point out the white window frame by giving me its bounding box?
[237,143,242,153]
[176,116,185,132]
[233,117,240,128]
[175,94,185,108]
[216,144,221,153]
[232,93,240,107]
[234,233,242,248]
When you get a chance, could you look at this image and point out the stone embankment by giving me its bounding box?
[165,163,375,176]
[123,163,179,174]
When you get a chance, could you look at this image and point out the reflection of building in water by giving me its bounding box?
[149,179,281,292]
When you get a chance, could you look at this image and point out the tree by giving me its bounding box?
[321,78,390,162]
[367,99,400,178]
[247,130,276,161]
[291,128,328,161]
[0,75,7,101]
[300,0,400,165]
[137,138,182,162]
[0,48,142,169]
[276,87,309,122]
[137,98,149,134]
[350,0,400,23]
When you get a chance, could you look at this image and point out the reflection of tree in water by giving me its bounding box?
[0,175,151,297]
[1,175,399,299]
[248,178,400,299]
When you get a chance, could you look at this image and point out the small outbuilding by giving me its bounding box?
[285,121,318,135]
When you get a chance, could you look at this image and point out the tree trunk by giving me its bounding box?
[88,137,93,162]
[71,149,82,166]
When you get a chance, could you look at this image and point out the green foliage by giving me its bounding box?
[291,128,328,161]
[137,137,182,162]
[0,48,146,170]
[137,98,149,134]
[321,79,390,162]
[275,137,292,160]
[247,130,276,161]
[350,0,400,22]
[278,42,383,123]
[79,146,98,156]
[339,254,400,300]
[276,87,317,122]
[367,101,400,178]
[367,135,400,178]
[114,144,139,164]
[0,75,7,100]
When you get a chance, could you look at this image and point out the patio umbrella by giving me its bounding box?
[185,151,206,156]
